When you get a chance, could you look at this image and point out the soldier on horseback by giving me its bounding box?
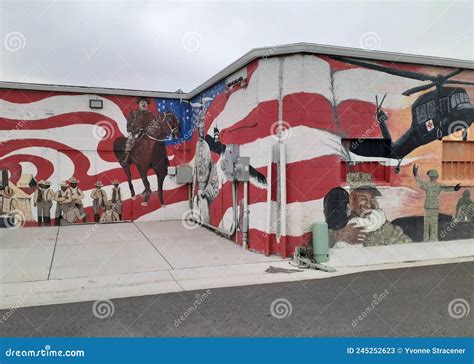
[123,97,155,162]
[114,105,181,206]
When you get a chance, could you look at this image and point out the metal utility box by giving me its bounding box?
[312,222,330,263]
[222,144,240,181]
[235,157,250,182]
[168,165,193,184]
[176,165,193,184]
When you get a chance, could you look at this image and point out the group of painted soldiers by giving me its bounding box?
[326,168,471,247]
[33,177,123,226]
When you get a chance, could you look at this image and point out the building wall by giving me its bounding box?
[188,54,474,256]
[0,91,192,224]
[1,52,473,258]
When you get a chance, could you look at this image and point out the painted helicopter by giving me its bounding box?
[330,56,474,172]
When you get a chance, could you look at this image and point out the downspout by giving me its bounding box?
[231,180,238,241]
[242,180,249,249]
[265,145,273,256]
[277,57,287,256]
[279,141,287,256]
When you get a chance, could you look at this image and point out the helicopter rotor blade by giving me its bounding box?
[443,80,474,86]
[375,93,387,113]
[440,69,463,80]
[379,93,387,108]
[329,56,439,82]
[402,82,438,96]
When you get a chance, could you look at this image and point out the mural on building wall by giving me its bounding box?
[413,164,460,241]
[114,97,181,206]
[186,54,474,255]
[0,91,190,227]
[187,78,267,233]
[1,52,473,258]
[325,172,412,248]
[330,56,474,173]
[323,167,469,246]
[191,99,220,225]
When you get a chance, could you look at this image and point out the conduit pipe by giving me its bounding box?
[242,180,249,249]
[279,141,287,256]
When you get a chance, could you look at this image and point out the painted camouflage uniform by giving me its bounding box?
[415,170,456,241]
[328,173,412,247]
[455,190,473,222]
[329,212,412,247]
[362,221,412,246]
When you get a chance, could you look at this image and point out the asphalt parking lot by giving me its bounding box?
[1,262,472,337]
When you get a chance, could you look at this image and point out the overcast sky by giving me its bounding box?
[1,0,473,92]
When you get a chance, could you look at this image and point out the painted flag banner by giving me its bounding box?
[0,338,472,363]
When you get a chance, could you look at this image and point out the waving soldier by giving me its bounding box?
[413,164,460,241]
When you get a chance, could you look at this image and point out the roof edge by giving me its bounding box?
[186,42,474,98]
[0,81,187,99]
[1,42,473,99]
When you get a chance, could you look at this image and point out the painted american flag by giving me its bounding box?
[1,54,473,256]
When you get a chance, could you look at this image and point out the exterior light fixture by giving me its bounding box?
[89,99,103,109]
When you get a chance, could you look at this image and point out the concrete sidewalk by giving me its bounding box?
[0,221,472,309]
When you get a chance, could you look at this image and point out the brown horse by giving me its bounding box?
[114,112,180,206]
